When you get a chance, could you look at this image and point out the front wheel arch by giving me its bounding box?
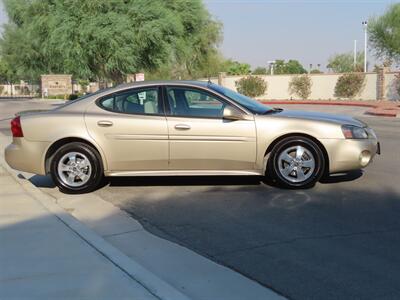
[263,133,330,177]
[45,137,106,175]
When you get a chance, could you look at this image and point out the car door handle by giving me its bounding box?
[97,120,113,127]
[174,124,191,130]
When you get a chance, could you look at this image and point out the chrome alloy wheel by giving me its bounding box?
[57,152,92,187]
[278,146,315,183]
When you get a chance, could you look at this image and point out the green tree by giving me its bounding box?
[0,58,19,96]
[225,60,251,76]
[369,3,400,62]
[0,0,222,83]
[0,58,18,84]
[327,52,364,73]
[271,59,307,75]
[252,67,267,75]
[284,60,308,74]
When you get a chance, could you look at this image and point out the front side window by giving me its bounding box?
[209,84,272,114]
[98,87,161,115]
[166,87,225,118]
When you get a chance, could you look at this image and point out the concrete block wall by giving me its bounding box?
[202,71,400,101]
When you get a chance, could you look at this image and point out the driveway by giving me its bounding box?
[2,100,400,299]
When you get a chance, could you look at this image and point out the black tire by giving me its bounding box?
[50,142,104,194]
[267,136,326,189]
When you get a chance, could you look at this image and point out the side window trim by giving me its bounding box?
[164,85,248,119]
[96,86,166,116]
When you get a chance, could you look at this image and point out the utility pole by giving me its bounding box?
[362,21,368,72]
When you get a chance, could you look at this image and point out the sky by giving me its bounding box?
[205,0,397,70]
[0,0,397,71]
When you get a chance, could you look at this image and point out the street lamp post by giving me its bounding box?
[362,21,368,73]
[268,61,276,75]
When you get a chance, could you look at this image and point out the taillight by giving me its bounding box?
[11,116,23,138]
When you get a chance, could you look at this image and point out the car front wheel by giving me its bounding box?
[50,142,104,194]
[268,136,325,188]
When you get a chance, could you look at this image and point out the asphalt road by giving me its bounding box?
[96,105,400,300]
[2,99,400,299]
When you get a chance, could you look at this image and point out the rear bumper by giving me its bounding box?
[4,138,49,175]
[321,138,379,173]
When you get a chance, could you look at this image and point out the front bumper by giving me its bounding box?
[5,138,49,175]
[321,138,379,173]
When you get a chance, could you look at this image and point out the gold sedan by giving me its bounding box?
[5,81,380,193]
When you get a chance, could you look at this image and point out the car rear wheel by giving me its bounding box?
[268,136,325,188]
[50,142,103,194]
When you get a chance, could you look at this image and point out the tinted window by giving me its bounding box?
[99,88,161,115]
[166,87,224,118]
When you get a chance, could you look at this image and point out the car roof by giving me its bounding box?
[115,80,213,90]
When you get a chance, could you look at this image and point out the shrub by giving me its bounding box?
[68,94,79,100]
[310,69,322,74]
[334,73,365,98]
[235,76,267,98]
[288,75,312,99]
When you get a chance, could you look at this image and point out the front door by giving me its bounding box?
[85,86,169,172]
[165,86,257,171]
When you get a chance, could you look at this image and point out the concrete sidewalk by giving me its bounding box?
[0,147,194,300]
[0,164,160,299]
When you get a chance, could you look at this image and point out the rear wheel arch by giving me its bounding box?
[263,133,330,176]
[45,137,106,174]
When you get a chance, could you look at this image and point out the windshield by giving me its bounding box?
[209,84,272,114]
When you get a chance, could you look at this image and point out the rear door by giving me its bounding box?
[85,86,169,172]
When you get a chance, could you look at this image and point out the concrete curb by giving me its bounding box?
[260,100,400,118]
[0,148,190,300]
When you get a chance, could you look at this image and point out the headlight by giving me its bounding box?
[342,125,368,139]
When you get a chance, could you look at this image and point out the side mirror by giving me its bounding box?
[223,105,248,121]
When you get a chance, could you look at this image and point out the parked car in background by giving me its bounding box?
[5,81,380,193]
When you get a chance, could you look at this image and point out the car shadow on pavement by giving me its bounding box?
[108,171,363,188]
[29,174,56,188]
[108,176,264,187]
[27,170,363,190]
[319,170,363,184]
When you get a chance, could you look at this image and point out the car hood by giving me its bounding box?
[270,109,366,127]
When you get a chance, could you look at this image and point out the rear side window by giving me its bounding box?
[98,87,162,115]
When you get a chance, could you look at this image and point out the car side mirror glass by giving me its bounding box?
[223,105,247,121]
